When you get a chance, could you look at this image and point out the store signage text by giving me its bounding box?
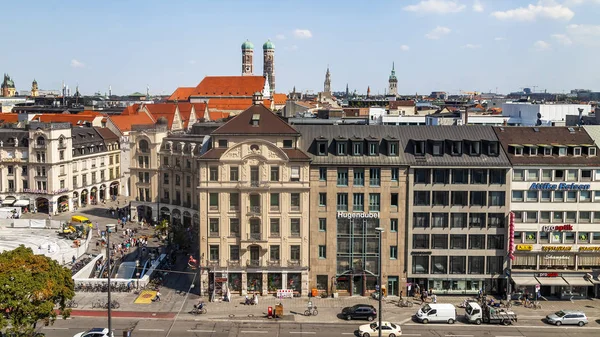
[579,246,600,252]
[543,255,570,260]
[336,212,380,219]
[516,244,533,251]
[529,183,590,191]
[541,225,573,232]
[542,246,572,251]
[537,272,561,277]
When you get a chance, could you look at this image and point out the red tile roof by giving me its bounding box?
[207,98,272,112]
[178,102,206,128]
[192,76,265,96]
[168,87,195,101]
[211,104,299,135]
[209,111,230,121]
[32,114,96,126]
[389,100,415,109]
[121,104,140,115]
[0,113,19,123]
[111,113,155,132]
[273,93,287,105]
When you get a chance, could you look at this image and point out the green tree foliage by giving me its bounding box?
[154,219,169,238]
[0,245,74,335]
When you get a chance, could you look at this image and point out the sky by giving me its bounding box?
[1,0,599,96]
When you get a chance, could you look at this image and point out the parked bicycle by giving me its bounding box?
[398,299,414,307]
[66,299,78,308]
[92,299,104,309]
[304,302,318,316]
[103,300,120,309]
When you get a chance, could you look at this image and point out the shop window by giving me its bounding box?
[468,256,484,274]
[431,234,448,249]
[578,232,590,243]
[550,232,562,244]
[316,275,328,290]
[412,256,429,274]
[432,256,447,274]
[450,256,466,274]
[413,234,429,249]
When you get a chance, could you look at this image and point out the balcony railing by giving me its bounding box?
[247,259,261,267]
[288,259,301,267]
[270,205,280,212]
[228,260,240,267]
[267,260,280,267]
[249,232,261,240]
[247,206,260,214]
[337,178,348,186]
[370,178,380,186]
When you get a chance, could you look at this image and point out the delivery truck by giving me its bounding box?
[465,301,518,325]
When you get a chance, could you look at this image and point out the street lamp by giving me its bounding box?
[375,227,384,337]
[105,224,116,335]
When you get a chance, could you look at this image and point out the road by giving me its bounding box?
[41,316,600,337]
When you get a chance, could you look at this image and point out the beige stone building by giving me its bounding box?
[198,101,311,297]
[296,125,408,297]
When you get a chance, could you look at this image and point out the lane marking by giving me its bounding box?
[445,335,473,337]
[402,334,422,336]
[241,331,268,334]
[139,328,165,332]
[289,332,316,335]
[187,330,215,333]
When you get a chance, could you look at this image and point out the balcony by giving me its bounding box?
[267,260,281,267]
[247,259,261,267]
[288,259,301,267]
[228,260,240,267]
[247,206,261,215]
[33,143,46,149]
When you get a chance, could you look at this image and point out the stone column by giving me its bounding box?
[262,272,268,296]
[241,272,248,296]
[302,270,309,297]
[282,272,288,290]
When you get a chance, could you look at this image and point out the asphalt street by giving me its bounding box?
[41,316,600,337]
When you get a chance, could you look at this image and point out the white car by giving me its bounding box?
[73,328,114,337]
[358,321,402,337]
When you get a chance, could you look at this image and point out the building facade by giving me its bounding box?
[0,123,121,214]
[296,125,408,297]
[404,126,511,295]
[198,103,311,297]
[496,126,600,299]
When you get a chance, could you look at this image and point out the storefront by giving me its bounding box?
[511,271,594,299]
[409,278,503,295]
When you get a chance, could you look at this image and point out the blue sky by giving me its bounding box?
[1,0,599,96]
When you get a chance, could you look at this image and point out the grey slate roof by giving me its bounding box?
[584,126,600,145]
[0,129,28,146]
[72,127,103,146]
[295,125,511,167]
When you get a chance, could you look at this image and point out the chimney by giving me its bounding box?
[578,108,584,127]
[252,91,263,105]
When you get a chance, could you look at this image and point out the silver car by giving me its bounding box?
[546,310,588,326]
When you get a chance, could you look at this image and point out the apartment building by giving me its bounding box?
[296,125,408,297]
[0,122,121,214]
[404,126,511,296]
[198,101,311,297]
[496,126,600,299]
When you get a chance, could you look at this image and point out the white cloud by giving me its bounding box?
[533,40,551,50]
[566,24,600,45]
[400,45,410,51]
[425,26,451,39]
[494,37,507,41]
[189,60,197,65]
[565,0,600,5]
[551,33,573,45]
[473,0,484,12]
[285,45,299,51]
[70,59,85,68]
[491,1,575,21]
[293,29,312,39]
[463,44,482,49]
[275,34,286,40]
[403,0,466,14]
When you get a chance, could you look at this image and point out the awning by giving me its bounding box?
[511,276,540,286]
[13,200,30,207]
[563,276,593,286]
[2,199,15,206]
[536,277,568,286]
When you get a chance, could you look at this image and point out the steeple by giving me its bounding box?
[388,62,398,97]
[367,86,371,98]
[345,83,349,98]
[241,39,254,76]
[31,79,39,97]
[324,66,331,94]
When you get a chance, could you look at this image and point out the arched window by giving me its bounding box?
[36,136,45,146]
[138,139,149,153]
[58,136,65,147]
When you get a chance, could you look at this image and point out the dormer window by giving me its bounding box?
[251,114,260,126]
[589,147,597,157]
[414,140,426,156]
[218,139,228,148]
[488,141,499,156]
[511,144,523,156]
[557,146,567,156]
[432,141,443,156]
[368,142,379,156]
[388,141,399,156]
[336,139,347,156]
[352,142,363,156]
[283,140,293,148]
[316,140,328,156]
[541,145,552,156]
[574,147,582,156]
[449,141,462,156]
[527,146,538,156]
[469,141,481,156]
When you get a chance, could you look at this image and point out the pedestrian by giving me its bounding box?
[155,291,161,302]
[72,255,76,264]
[121,222,125,229]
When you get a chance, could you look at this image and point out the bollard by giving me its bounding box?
[268,306,273,318]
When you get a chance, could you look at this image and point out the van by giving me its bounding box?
[416,303,457,324]
[71,215,92,226]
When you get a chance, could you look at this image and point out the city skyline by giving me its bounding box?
[0,0,599,95]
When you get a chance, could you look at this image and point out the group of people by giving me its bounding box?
[411,284,437,304]
[244,293,259,305]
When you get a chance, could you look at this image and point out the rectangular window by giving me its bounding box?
[290,246,300,261]
[209,193,219,210]
[450,141,462,155]
[450,256,466,274]
[290,219,301,237]
[471,169,488,184]
[414,169,431,184]
[468,256,485,274]
[369,193,380,212]
[290,166,300,181]
[414,191,430,206]
[209,218,219,237]
[229,193,239,211]
[318,245,326,259]
[270,219,280,236]
[319,192,327,207]
[283,139,293,148]
[229,167,239,181]
[390,246,398,259]
[413,213,430,228]
[487,235,505,249]
[368,142,378,155]
[526,169,539,181]
[270,193,280,211]
[489,169,506,184]
[513,169,524,181]
[431,213,448,228]
[488,213,505,228]
[317,142,327,156]
[353,193,364,212]
[488,191,505,206]
[452,169,468,184]
[290,193,300,211]
[209,166,218,181]
[432,169,449,184]
[486,256,504,274]
[230,219,240,237]
[451,213,467,228]
[391,193,399,209]
[413,234,429,249]
[451,191,468,206]
[270,245,280,261]
[209,245,219,261]
[230,245,240,261]
[469,213,486,228]
[337,168,348,186]
[389,142,398,156]
[353,168,364,186]
[337,193,348,211]
[318,167,327,181]
[414,141,426,156]
[218,139,228,148]
[390,219,398,232]
[270,166,280,181]
[318,218,327,231]
[432,191,449,206]
[337,142,347,155]
[432,234,448,249]
[353,142,363,156]
[369,168,380,186]
[391,168,399,181]
[413,256,429,274]
[581,170,592,181]
[450,234,467,249]
[432,256,447,274]
[470,191,487,206]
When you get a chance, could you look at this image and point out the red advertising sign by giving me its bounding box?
[508,212,515,261]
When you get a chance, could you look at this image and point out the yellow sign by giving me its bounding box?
[542,246,572,251]
[579,246,600,252]
[516,244,533,251]
[134,290,157,304]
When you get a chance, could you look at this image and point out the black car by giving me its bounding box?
[341,304,377,321]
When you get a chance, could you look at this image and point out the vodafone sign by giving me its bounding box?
[541,224,573,232]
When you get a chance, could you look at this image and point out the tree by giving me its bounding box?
[154,219,169,240]
[0,245,74,335]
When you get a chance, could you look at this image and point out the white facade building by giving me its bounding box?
[502,103,592,127]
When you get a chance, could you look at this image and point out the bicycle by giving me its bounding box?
[304,306,318,316]
[398,299,414,307]
[66,299,79,308]
[91,299,103,309]
[103,300,120,309]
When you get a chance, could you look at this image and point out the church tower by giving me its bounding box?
[324,66,331,94]
[241,40,254,76]
[1,74,16,97]
[263,40,275,95]
[31,79,39,97]
[388,63,398,97]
